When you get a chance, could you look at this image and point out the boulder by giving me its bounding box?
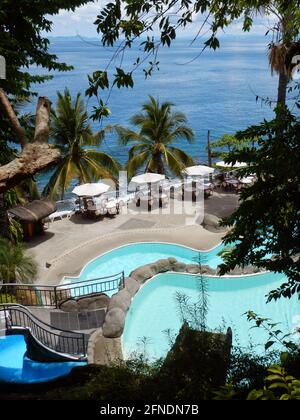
[228,267,243,276]
[201,265,217,275]
[108,289,132,312]
[130,264,154,283]
[102,308,126,338]
[203,214,227,232]
[77,297,94,311]
[125,277,140,297]
[172,262,187,272]
[186,264,200,274]
[60,299,78,312]
[87,294,110,310]
[151,259,171,274]
[168,257,178,265]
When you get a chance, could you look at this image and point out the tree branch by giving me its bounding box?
[0,144,61,192]
[0,88,28,148]
[34,97,51,143]
[0,91,60,193]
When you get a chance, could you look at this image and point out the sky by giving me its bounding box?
[50,1,276,39]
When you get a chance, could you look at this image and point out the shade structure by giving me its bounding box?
[72,183,111,197]
[9,199,57,223]
[215,161,247,169]
[183,165,215,177]
[131,173,166,185]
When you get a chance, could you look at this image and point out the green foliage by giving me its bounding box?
[88,1,300,119]
[211,134,254,159]
[218,108,300,300]
[0,0,92,98]
[245,311,299,353]
[225,345,278,396]
[0,139,15,165]
[214,366,300,400]
[0,0,92,162]
[0,238,37,284]
[0,293,17,303]
[42,89,121,199]
[115,96,195,178]
[247,365,300,400]
[176,253,209,332]
[18,324,231,401]
[8,218,23,244]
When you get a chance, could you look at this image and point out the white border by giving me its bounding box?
[61,240,225,284]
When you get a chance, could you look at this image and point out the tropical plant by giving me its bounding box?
[0,238,37,284]
[218,107,300,300]
[0,0,91,98]
[43,89,121,199]
[245,311,299,353]
[86,1,300,120]
[0,0,92,156]
[176,253,209,332]
[116,96,195,178]
[7,218,23,245]
[210,134,255,159]
[247,365,300,400]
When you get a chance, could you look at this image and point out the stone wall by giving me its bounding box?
[102,258,263,339]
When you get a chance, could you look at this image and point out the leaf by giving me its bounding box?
[268,383,289,391]
[265,341,276,350]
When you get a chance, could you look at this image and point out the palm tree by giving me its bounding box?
[0,238,37,284]
[43,89,121,199]
[116,96,195,179]
[266,4,299,107]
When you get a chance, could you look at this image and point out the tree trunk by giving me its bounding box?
[277,70,288,107]
[0,89,27,148]
[0,143,60,193]
[34,97,52,143]
[0,90,60,193]
[155,153,165,175]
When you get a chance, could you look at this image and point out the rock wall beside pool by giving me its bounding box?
[102,258,263,339]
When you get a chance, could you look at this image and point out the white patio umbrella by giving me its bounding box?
[131,173,166,185]
[215,161,247,169]
[72,183,111,197]
[183,165,215,177]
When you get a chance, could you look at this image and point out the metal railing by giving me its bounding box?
[0,304,87,359]
[0,271,125,308]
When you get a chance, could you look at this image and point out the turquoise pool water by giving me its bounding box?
[123,272,299,360]
[0,334,86,384]
[63,242,225,284]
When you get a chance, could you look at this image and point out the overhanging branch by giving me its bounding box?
[0,90,60,193]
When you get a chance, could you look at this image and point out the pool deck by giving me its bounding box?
[26,192,238,286]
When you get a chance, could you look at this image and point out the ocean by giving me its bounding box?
[27,36,278,193]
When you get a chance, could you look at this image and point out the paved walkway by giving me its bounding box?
[26,193,238,286]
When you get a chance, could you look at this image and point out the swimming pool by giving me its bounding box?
[0,334,86,384]
[123,272,299,360]
[63,242,225,284]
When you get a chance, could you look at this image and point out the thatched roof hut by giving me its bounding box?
[9,199,57,222]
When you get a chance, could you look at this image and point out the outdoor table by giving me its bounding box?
[182,186,201,202]
[240,177,253,185]
[105,200,120,214]
[138,195,155,212]
[153,193,168,208]
[226,179,239,185]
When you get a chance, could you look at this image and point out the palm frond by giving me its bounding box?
[126,150,151,179]
[84,150,121,177]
